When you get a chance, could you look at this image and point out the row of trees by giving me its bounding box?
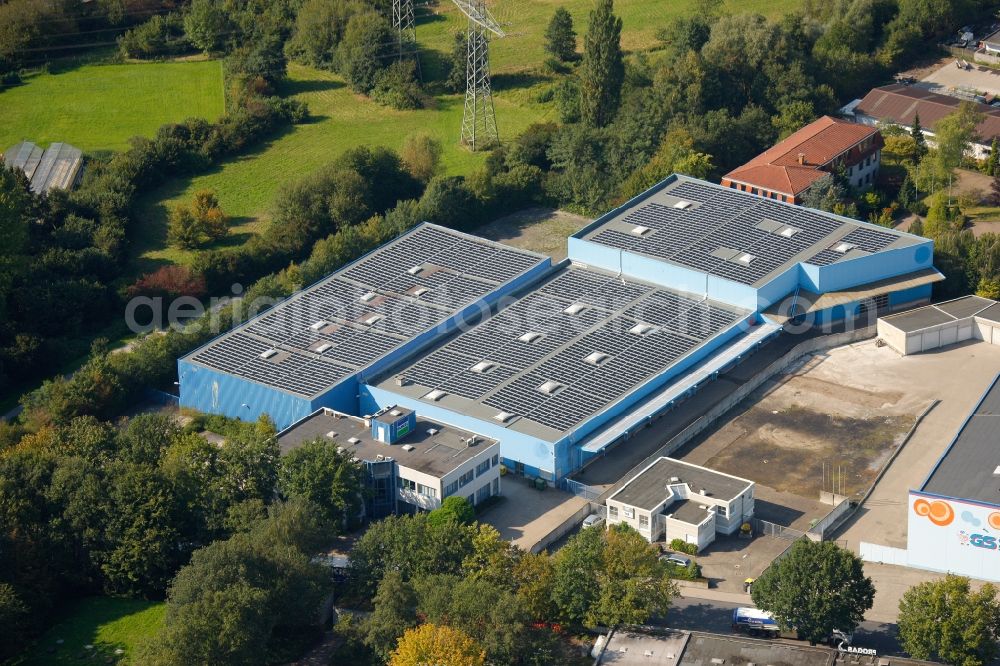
[0,409,365,661]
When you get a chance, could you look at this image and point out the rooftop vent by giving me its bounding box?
[410,286,429,297]
[493,411,515,423]
[314,343,332,354]
[361,314,384,326]
[424,389,446,402]
[390,409,402,417]
[779,226,800,238]
[427,427,440,436]
[584,351,610,366]
[310,320,328,331]
[518,331,542,343]
[994,465,1000,476]
[564,303,586,315]
[407,265,424,275]
[669,476,680,483]
[736,253,755,266]
[259,349,278,360]
[360,291,377,302]
[631,225,651,236]
[537,380,564,395]
[395,375,406,387]
[629,323,655,336]
[834,242,856,253]
[401,444,415,452]
[325,430,337,439]
[673,200,692,210]
[348,437,361,444]
[699,505,709,510]
[700,488,710,496]
[471,361,495,374]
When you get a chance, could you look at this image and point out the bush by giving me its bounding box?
[669,538,698,555]
[371,60,424,110]
[118,13,187,59]
[127,265,208,300]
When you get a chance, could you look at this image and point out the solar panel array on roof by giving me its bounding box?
[584,178,914,285]
[396,266,747,433]
[187,225,545,398]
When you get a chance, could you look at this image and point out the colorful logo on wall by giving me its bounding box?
[913,498,955,526]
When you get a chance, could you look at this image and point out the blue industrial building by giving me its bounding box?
[180,175,940,482]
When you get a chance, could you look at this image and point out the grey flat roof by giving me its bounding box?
[600,630,690,666]
[373,264,749,440]
[184,224,547,398]
[666,499,710,525]
[678,633,834,666]
[922,375,1000,506]
[881,295,998,333]
[978,302,1000,324]
[579,175,922,288]
[610,458,753,511]
[276,408,497,478]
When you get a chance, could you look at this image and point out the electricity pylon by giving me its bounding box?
[392,0,420,77]
[451,0,505,150]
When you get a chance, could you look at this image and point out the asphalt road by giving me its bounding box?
[664,596,905,657]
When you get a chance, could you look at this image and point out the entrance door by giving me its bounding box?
[515,461,525,476]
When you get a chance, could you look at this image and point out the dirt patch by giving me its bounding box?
[704,403,914,498]
[475,207,592,260]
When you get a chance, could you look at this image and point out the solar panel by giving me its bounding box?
[185,224,545,397]
[393,265,749,433]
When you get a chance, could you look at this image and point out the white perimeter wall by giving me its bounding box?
[878,314,1000,355]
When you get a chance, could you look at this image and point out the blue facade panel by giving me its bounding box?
[812,241,934,293]
[178,359,314,427]
[890,283,933,306]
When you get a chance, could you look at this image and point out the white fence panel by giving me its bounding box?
[860,541,909,566]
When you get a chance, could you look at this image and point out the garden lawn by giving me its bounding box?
[0,60,224,154]
[16,597,165,665]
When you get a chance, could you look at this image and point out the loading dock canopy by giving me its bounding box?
[763,267,944,323]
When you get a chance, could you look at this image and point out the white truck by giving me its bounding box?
[731,607,853,647]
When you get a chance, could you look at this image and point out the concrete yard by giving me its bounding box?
[478,474,590,552]
[685,345,923,500]
[918,60,1000,97]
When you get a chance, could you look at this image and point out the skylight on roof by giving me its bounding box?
[470,361,495,374]
[584,351,610,366]
[407,265,424,275]
[314,343,332,354]
[259,349,278,360]
[631,225,651,236]
[325,430,337,439]
[493,411,515,423]
[390,409,402,416]
[779,226,800,238]
[310,320,328,331]
[629,323,655,336]
[537,380,564,395]
[348,436,361,444]
[518,331,542,343]
[360,291,377,302]
[410,286,429,297]
[424,389,446,401]
[673,200,692,210]
[834,242,856,253]
[361,314,384,326]
[564,303,586,315]
[736,253,755,266]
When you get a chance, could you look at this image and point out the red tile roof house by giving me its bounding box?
[721,116,884,204]
[847,83,1000,160]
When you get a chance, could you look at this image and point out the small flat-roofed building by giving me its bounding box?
[722,116,883,203]
[605,457,754,550]
[277,406,500,519]
[877,294,1000,354]
[906,374,1000,581]
[3,141,84,193]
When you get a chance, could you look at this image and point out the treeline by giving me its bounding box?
[0,408,365,661]
[338,509,675,665]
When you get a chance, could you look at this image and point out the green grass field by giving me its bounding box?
[0,60,224,154]
[16,597,165,666]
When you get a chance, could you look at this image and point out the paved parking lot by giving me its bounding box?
[478,475,589,552]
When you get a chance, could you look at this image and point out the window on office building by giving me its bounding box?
[609,506,618,519]
[624,507,635,519]
[492,454,499,466]
[639,514,649,528]
[476,459,491,477]
[418,483,437,498]
[400,478,416,492]
[444,480,458,497]
[718,505,728,517]
[476,485,490,504]
[459,470,474,487]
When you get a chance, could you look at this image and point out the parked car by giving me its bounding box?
[582,513,604,529]
[659,552,692,567]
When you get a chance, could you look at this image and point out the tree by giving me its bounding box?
[366,570,418,661]
[278,438,364,529]
[428,496,475,527]
[911,112,928,160]
[931,103,984,189]
[884,134,918,165]
[590,524,676,627]
[552,522,604,624]
[390,624,485,666]
[579,0,624,128]
[619,127,714,200]
[184,0,232,53]
[751,540,874,645]
[401,133,443,183]
[167,204,203,250]
[191,189,228,241]
[989,138,999,177]
[544,8,577,62]
[337,11,394,94]
[898,575,1000,666]
[801,173,855,216]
